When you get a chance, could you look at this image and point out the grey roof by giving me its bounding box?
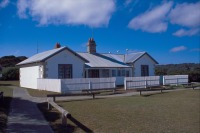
[17,45,158,67]
[102,53,124,62]
[17,46,88,66]
[124,52,146,63]
[98,52,158,64]
[78,53,130,68]
[125,52,158,64]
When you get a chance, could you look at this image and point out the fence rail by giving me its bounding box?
[47,98,71,125]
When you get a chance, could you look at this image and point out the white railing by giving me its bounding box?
[163,75,188,85]
[124,76,160,90]
[37,77,116,93]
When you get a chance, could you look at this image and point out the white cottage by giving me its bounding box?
[17,38,158,89]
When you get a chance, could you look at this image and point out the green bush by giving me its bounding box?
[1,67,19,80]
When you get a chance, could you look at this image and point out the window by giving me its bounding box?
[88,69,99,78]
[117,70,121,76]
[141,65,149,76]
[112,70,116,77]
[102,69,110,77]
[122,70,125,76]
[58,64,72,79]
[126,70,130,77]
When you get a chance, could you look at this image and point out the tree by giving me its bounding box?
[1,67,19,80]
[0,55,27,67]
[155,63,200,82]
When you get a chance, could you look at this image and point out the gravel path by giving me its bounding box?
[6,86,53,133]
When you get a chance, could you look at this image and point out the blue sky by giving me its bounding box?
[0,0,199,64]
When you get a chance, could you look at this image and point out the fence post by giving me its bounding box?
[89,81,91,89]
[145,77,147,88]
[114,79,116,88]
[124,78,127,90]
[62,113,67,126]
[176,78,178,86]
[163,76,165,86]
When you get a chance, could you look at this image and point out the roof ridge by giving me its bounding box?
[37,46,66,55]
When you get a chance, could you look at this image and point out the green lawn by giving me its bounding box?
[0,86,13,133]
[40,90,200,133]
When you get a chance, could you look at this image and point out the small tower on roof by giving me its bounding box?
[87,38,96,54]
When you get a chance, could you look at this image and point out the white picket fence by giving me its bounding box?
[163,75,188,85]
[37,77,116,93]
[37,75,189,92]
[37,79,61,92]
[124,76,160,90]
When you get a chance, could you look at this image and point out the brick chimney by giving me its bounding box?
[55,42,61,49]
[87,38,96,54]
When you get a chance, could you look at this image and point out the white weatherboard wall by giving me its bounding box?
[20,65,41,89]
[134,54,156,77]
[46,49,85,78]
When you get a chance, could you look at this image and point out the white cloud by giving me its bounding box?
[17,0,115,27]
[17,0,30,18]
[170,46,187,52]
[0,0,9,8]
[169,2,200,37]
[173,28,200,37]
[128,1,173,33]
[169,2,200,28]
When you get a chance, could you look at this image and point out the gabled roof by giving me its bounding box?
[124,52,145,63]
[78,52,130,68]
[17,46,88,66]
[103,52,158,64]
[125,52,158,64]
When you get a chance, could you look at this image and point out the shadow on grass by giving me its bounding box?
[0,84,12,86]
[68,116,93,133]
[57,97,105,104]
[38,102,93,133]
[0,97,12,133]
[141,92,169,97]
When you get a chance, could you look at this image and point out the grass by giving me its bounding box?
[39,90,200,133]
[0,86,13,133]
[0,81,19,86]
[26,88,59,97]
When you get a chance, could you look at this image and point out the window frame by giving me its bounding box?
[58,64,73,79]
